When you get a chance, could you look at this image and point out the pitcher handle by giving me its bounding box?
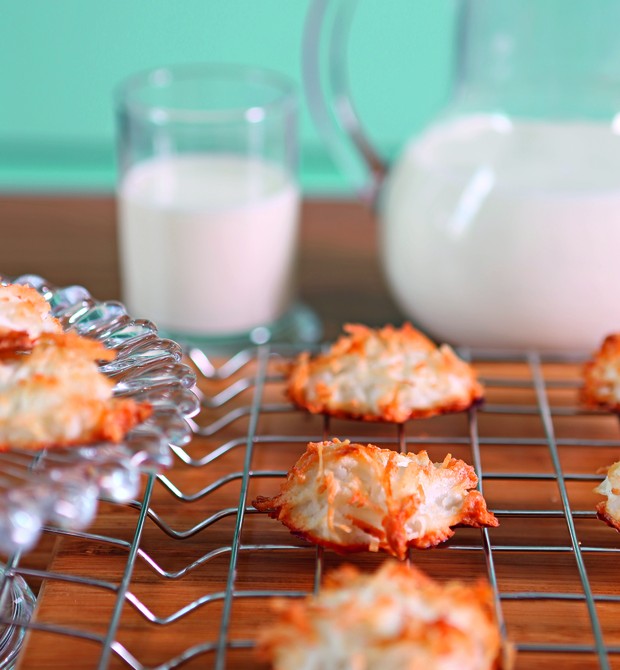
[303,0,388,205]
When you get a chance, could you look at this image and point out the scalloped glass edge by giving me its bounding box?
[0,273,200,556]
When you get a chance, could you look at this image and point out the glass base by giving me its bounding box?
[160,302,322,353]
[0,572,35,670]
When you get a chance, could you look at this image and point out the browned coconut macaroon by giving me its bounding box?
[594,461,620,532]
[582,333,620,411]
[0,331,151,451]
[253,439,498,559]
[287,322,484,422]
[579,336,620,531]
[0,283,62,352]
[256,560,513,670]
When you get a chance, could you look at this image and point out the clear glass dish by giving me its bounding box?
[0,273,200,556]
[0,571,35,670]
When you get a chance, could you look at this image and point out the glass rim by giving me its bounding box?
[115,62,297,124]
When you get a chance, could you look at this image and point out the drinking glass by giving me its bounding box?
[115,63,320,348]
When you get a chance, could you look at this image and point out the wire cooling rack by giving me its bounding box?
[4,343,620,669]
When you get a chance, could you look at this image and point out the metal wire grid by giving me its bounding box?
[2,345,620,669]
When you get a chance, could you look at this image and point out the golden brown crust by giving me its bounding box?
[253,439,498,559]
[582,333,620,411]
[596,501,620,532]
[0,283,62,351]
[0,332,151,451]
[594,461,620,532]
[287,323,484,423]
[0,330,35,353]
[97,400,152,445]
[256,560,514,670]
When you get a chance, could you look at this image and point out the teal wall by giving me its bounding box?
[0,1,455,194]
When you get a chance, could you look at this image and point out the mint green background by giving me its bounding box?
[0,1,455,194]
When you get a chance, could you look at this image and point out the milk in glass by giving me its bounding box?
[119,154,300,336]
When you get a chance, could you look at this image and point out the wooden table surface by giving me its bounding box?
[2,196,620,670]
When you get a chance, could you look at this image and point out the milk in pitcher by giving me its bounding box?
[381,115,620,350]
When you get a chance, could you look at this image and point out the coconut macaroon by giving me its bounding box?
[0,283,62,351]
[582,333,620,411]
[256,560,512,670]
[594,461,620,532]
[0,332,151,451]
[287,323,483,423]
[253,439,498,559]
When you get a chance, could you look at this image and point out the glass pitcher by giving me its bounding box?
[304,0,620,351]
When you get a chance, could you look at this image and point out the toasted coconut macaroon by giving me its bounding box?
[582,333,620,411]
[287,323,483,422]
[0,283,62,351]
[253,439,498,558]
[257,560,512,670]
[0,332,151,451]
[594,461,620,531]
